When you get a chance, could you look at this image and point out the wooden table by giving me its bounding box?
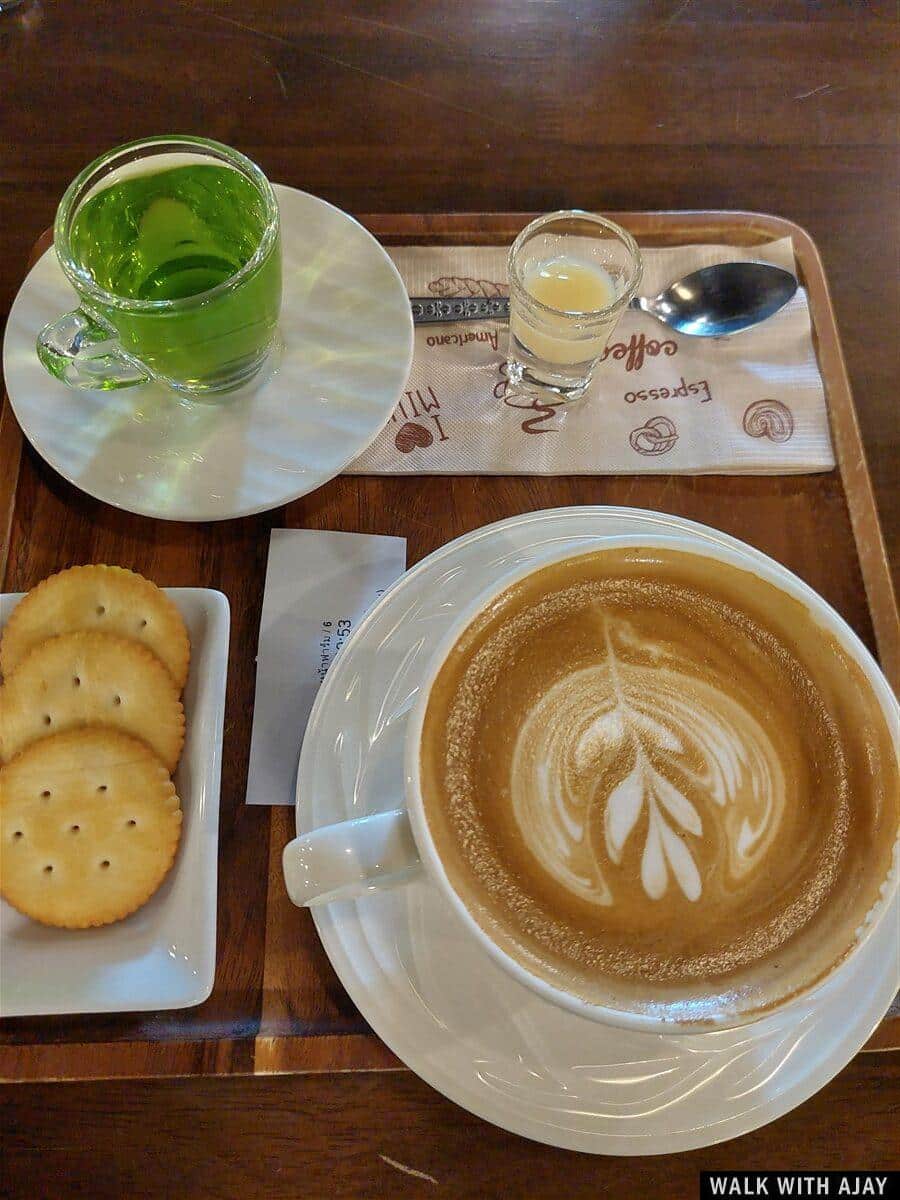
[1,2,898,1193]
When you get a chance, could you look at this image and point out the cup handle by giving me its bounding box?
[282,808,421,907]
[37,307,150,390]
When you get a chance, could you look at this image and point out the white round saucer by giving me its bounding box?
[296,506,899,1155]
[2,185,413,522]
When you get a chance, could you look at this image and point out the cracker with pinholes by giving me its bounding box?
[0,565,190,689]
[0,729,182,928]
[0,631,185,771]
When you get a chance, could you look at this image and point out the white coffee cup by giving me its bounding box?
[283,534,900,1033]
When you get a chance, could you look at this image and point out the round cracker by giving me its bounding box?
[0,631,185,771]
[0,728,182,928]
[1,565,190,689]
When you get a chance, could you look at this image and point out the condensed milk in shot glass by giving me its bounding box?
[506,210,642,402]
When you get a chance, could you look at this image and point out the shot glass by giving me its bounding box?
[506,210,642,402]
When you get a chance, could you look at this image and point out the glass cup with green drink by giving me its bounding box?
[37,136,282,397]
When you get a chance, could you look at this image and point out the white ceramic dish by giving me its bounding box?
[2,185,414,522]
[0,587,229,1016]
[295,507,899,1154]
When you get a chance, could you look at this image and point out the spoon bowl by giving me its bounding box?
[632,262,798,337]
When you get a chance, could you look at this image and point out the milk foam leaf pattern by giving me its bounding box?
[606,761,703,899]
[641,806,668,901]
[604,763,644,864]
[656,806,702,901]
[575,710,626,767]
[509,614,786,906]
[652,769,702,836]
[632,711,683,753]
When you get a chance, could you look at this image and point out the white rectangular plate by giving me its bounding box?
[0,588,229,1017]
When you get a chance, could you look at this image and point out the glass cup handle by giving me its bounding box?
[36,307,150,390]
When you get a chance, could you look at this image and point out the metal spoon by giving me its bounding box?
[410,262,797,335]
[629,262,797,337]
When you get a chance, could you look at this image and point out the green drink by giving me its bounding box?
[39,138,281,396]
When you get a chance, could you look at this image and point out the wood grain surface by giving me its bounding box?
[1,0,898,1188]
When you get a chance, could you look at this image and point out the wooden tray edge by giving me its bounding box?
[780,217,899,689]
[1,1032,891,1084]
[0,399,24,585]
[0,1034,404,1084]
[1,227,49,586]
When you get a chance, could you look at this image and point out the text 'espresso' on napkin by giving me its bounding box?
[245,529,407,806]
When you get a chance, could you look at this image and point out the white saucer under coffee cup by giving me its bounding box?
[283,534,899,1035]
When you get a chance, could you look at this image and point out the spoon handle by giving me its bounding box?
[410,296,510,324]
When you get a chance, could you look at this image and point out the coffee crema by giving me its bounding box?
[419,547,899,1021]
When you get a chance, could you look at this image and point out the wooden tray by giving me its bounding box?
[1,212,897,1083]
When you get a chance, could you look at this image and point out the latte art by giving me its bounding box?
[419,546,898,1020]
[510,614,788,907]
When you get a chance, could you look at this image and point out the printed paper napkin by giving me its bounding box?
[348,238,834,476]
